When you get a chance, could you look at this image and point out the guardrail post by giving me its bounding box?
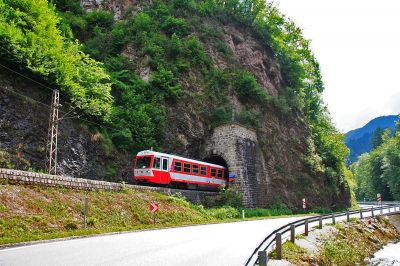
[371,207,374,217]
[290,224,295,243]
[318,216,322,229]
[332,213,335,224]
[258,251,268,266]
[304,219,309,236]
[276,233,282,260]
[346,210,350,222]
[360,209,363,219]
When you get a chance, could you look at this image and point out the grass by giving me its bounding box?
[0,183,319,246]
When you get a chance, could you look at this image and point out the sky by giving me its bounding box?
[273,0,400,132]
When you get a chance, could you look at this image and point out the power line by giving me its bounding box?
[0,83,119,132]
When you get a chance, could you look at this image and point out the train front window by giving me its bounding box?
[136,157,151,169]
[153,157,161,169]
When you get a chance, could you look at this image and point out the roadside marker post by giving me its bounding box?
[83,197,88,229]
[150,202,159,224]
[302,198,306,211]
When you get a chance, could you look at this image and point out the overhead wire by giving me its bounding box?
[0,62,119,132]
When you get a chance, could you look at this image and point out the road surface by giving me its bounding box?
[0,217,307,266]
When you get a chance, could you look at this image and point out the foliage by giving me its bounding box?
[0,0,113,118]
[352,122,400,200]
[0,0,353,201]
[244,204,292,218]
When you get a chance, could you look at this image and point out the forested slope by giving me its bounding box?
[0,0,353,208]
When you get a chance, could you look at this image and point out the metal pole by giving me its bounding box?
[258,251,268,266]
[319,216,323,229]
[290,225,295,242]
[276,233,282,260]
[46,90,60,175]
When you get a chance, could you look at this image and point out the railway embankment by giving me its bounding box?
[269,215,400,265]
[0,181,238,246]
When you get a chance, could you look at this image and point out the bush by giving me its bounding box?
[64,220,78,230]
[207,206,240,219]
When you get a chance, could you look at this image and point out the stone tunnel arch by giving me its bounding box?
[202,123,267,207]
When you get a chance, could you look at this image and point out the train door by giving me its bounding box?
[160,157,170,184]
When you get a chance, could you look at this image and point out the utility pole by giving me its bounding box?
[46,90,60,175]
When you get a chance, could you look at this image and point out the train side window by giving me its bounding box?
[200,166,207,176]
[217,169,223,178]
[192,164,199,174]
[211,168,216,177]
[174,161,182,172]
[184,163,191,173]
[153,157,161,169]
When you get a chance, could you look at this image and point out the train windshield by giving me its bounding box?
[136,156,151,169]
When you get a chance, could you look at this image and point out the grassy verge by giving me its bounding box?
[0,183,319,246]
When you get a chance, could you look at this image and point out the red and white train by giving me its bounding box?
[133,150,234,189]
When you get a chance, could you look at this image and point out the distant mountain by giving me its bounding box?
[345,115,399,164]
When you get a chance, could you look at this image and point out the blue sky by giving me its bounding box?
[274,0,400,132]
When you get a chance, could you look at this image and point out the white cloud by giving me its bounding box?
[274,0,400,132]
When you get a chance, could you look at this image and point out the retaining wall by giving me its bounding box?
[0,168,217,204]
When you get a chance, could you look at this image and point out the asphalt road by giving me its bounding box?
[0,217,307,266]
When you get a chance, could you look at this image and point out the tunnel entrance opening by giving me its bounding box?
[203,155,230,186]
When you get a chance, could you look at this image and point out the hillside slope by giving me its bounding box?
[345,115,398,164]
[0,0,353,208]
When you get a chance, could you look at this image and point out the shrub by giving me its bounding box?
[64,220,78,230]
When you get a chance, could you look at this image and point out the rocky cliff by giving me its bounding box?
[0,0,352,209]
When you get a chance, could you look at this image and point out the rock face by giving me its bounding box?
[0,0,351,209]
[0,71,131,182]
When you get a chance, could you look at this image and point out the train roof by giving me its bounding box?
[136,150,225,169]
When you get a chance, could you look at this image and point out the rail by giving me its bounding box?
[244,204,400,266]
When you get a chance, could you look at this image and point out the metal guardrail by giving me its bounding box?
[244,204,400,266]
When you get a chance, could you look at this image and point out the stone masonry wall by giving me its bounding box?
[203,123,269,207]
[0,168,217,204]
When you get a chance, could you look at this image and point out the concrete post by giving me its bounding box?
[83,197,88,229]
[276,233,282,260]
[360,209,363,219]
[304,219,309,236]
[332,213,336,224]
[258,251,268,266]
[318,216,322,229]
[290,225,295,243]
